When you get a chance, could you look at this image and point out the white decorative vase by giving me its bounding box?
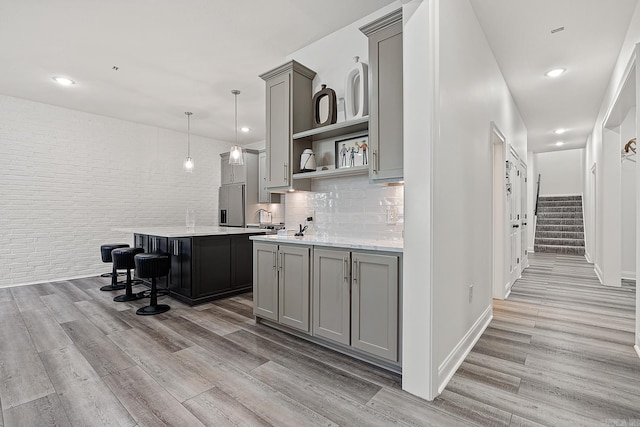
[345,56,369,120]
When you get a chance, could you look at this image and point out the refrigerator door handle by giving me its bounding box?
[220,209,227,224]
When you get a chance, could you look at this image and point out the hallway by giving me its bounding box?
[0,253,639,426]
[450,252,640,425]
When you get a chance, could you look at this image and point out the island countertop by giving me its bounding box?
[249,234,403,253]
[114,226,266,238]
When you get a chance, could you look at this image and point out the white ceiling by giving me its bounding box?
[0,0,396,144]
[470,0,638,153]
[0,1,637,153]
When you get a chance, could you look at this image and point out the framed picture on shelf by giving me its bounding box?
[335,135,369,169]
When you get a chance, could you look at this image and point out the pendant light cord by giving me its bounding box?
[234,91,239,146]
[186,112,192,157]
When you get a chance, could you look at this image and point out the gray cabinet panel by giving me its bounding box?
[351,252,398,361]
[253,242,278,321]
[313,248,351,345]
[266,74,290,188]
[220,154,233,185]
[278,245,311,332]
[363,10,403,182]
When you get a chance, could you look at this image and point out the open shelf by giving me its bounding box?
[292,165,369,180]
[293,116,369,141]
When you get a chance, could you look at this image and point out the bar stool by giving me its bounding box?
[134,252,171,315]
[100,243,130,291]
[111,247,145,302]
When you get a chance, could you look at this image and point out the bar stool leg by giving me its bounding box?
[114,268,145,302]
[136,277,170,315]
[100,264,126,291]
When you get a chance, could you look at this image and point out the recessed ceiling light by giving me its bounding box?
[555,141,564,146]
[240,127,250,133]
[545,68,566,78]
[554,128,566,134]
[52,76,75,86]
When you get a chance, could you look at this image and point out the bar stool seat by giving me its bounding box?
[112,247,145,302]
[134,252,171,316]
[100,243,129,291]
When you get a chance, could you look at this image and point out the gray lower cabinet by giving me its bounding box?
[313,248,399,362]
[351,252,399,361]
[313,248,351,345]
[253,242,311,333]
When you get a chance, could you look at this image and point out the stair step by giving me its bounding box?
[537,212,583,218]
[535,237,584,246]
[534,244,585,255]
[537,200,582,207]
[538,195,582,201]
[535,231,584,239]
[537,206,582,213]
[536,224,584,232]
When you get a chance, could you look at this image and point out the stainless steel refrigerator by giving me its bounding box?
[219,184,245,227]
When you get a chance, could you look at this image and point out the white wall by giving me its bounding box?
[621,107,636,278]
[527,151,536,252]
[403,0,527,400]
[0,94,232,287]
[534,149,584,196]
[584,0,640,287]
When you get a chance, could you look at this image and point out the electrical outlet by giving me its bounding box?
[307,210,315,222]
[469,284,474,302]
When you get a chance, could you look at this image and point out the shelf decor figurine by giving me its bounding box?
[345,56,368,120]
[312,84,337,128]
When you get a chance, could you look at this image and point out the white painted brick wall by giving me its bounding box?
[0,94,232,287]
[284,175,404,240]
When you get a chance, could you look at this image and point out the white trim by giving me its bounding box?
[527,247,535,253]
[594,263,604,285]
[622,271,636,280]
[0,273,103,289]
[437,304,492,394]
[635,345,640,359]
[584,251,592,263]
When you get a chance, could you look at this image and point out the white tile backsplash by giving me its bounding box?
[284,175,403,240]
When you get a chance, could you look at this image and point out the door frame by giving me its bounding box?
[491,122,509,299]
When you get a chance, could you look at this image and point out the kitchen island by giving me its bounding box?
[118,227,266,306]
[250,233,403,372]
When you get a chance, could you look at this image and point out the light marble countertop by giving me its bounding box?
[114,226,266,238]
[249,234,403,253]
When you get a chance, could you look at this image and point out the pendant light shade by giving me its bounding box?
[184,111,194,172]
[229,90,244,166]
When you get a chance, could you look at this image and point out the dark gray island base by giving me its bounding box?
[126,227,265,306]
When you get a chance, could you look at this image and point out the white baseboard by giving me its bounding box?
[437,305,493,395]
[527,247,534,253]
[621,271,636,280]
[539,193,582,198]
[0,273,103,289]
[594,264,603,285]
[584,250,592,263]
[635,344,640,359]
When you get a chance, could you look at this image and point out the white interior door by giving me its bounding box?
[508,151,522,287]
[520,162,528,269]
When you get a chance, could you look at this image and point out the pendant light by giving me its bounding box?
[183,111,194,172]
[229,90,244,165]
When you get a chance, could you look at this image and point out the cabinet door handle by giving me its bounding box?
[352,259,357,282]
[343,258,349,282]
[283,163,288,180]
[272,250,277,270]
[372,150,378,173]
[279,252,284,271]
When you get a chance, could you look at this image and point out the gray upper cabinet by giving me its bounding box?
[351,252,398,361]
[361,9,403,183]
[258,151,281,203]
[260,60,315,192]
[313,248,351,345]
[220,153,246,185]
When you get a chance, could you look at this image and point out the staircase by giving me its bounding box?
[534,195,585,255]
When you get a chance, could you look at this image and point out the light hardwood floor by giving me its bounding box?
[1,253,639,426]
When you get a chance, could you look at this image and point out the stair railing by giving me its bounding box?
[534,174,541,215]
